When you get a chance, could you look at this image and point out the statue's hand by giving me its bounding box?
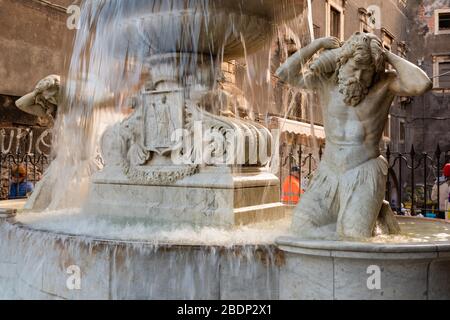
[317,37,341,50]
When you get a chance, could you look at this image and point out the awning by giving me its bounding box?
[274,117,326,139]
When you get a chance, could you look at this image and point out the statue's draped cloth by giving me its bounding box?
[292,156,388,236]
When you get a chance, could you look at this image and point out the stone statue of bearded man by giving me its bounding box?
[276,32,432,239]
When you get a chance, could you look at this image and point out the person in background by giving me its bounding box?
[431,163,450,219]
[8,165,34,199]
[282,166,304,205]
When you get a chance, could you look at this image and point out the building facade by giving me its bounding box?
[269,0,410,183]
[396,1,450,158]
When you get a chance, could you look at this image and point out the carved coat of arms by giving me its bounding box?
[142,90,184,155]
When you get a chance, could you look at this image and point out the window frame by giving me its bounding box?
[399,119,406,144]
[435,9,450,35]
[358,8,373,34]
[438,61,450,88]
[381,28,395,71]
[433,55,450,89]
[381,28,395,50]
[325,0,345,41]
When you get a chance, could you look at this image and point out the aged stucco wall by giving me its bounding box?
[0,0,73,199]
[0,0,74,97]
[404,0,450,156]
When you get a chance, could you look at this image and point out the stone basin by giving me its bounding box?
[277,217,450,300]
[117,0,306,59]
[1,212,449,300]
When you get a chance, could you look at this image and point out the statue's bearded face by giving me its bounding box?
[337,57,375,107]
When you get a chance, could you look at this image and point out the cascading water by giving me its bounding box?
[1,0,450,300]
[0,0,316,299]
[25,0,315,213]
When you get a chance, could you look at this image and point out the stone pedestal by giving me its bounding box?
[82,51,284,227]
[84,166,284,227]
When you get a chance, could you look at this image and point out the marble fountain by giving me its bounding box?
[1,0,450,300]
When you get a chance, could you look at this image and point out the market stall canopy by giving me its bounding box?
[274,116,326,139]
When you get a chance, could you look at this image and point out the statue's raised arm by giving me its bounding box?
[15,75,60,122]
[385,50,432,96]
[275,37,341,89]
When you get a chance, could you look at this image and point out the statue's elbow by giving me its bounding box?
[408,78,433,96]
[425,78,433,92]
[416,78,433,95]
[15,99,23,110]
[15,94,32,111]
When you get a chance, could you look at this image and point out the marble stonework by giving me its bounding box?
[84,165,284,227]
[0,218,281,300]
[276,221,450,300]
[82,1,308,227]
[276,33,433,239]
[1,216,450,300]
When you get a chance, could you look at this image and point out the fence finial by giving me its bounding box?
[410,144,416,158]
[435,144,441,159]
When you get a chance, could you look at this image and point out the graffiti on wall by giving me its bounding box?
[0,127,51,156]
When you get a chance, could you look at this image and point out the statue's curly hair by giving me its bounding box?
[309,32,385,81]
[336,32,385,76]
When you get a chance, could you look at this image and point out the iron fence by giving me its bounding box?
[0,152,49,200]
[280,142,449,218]
[386,145,449,217]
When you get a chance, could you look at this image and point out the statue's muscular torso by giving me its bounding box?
[317,73,396,172]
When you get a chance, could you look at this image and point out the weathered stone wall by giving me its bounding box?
[0,0,74,97]
[403,1,450,156]
[0,0,70,198]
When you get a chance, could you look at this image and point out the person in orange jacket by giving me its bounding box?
[282,166,304,205]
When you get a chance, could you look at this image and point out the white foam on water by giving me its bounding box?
[15,209,291,247]
[370,220,450,243]
[13,210,450,245]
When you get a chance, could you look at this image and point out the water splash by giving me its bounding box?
[15,209,291,246]
[26,0,312,212]
[0,218,283,299]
